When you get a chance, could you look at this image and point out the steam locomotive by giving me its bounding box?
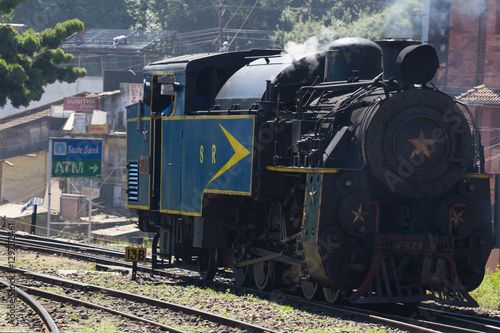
[126,37,495,306]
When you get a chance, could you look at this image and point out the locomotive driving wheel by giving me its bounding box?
[198,248,217,280]
[301,280,320,300]
[323,287,343,304]
[253,260,274,290]
[232,232,252,286]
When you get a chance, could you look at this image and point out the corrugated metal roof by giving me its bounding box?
[456,85,500,104]
[0,109,50,131]
[62,29,176,52]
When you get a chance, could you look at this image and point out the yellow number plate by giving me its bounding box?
[125,247,147,262]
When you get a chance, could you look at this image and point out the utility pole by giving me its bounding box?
[217,3,225,50]
[47,138,52,238]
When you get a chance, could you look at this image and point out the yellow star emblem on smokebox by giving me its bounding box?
[451,209,466,228]
[351,204,369,224]
[407,129,437,159]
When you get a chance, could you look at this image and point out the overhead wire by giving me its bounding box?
[228,0,259,46]
[223,0,247,29]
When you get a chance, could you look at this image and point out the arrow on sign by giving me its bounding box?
[89,164,99,173]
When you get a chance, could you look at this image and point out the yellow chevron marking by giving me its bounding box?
[207,124,250,185]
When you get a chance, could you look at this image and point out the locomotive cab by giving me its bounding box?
[127,50,281,259]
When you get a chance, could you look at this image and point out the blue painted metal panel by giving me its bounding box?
[160,116,255,215]
[160,119,183,213]
[126,103,151,209]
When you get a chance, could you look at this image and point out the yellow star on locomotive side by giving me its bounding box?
[451,209,466,228]
[407,128,437,159]
[351,204,369,224]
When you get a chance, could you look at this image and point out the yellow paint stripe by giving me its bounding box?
[464,174,493,179]
[266,166,339,174]
[127,204,150,210]
[128,117,151,122]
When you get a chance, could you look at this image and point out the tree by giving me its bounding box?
[126,0,215,31]
[0,0,28,15]
[0,7,86,107]
[272,0,423,48]
[126,0,287,51]
[11,0,135,31]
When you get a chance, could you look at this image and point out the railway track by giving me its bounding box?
[1,265,280,333]
[0,278,59,333]
[415,305,500,333]
[2,231,500,332]
[0,230,133,260]
[331,303,500,333]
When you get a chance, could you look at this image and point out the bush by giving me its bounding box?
[471,267,500,310]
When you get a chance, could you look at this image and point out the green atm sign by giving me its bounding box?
[52,139,102,178]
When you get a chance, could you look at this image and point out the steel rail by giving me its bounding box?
[14,283,188,333]
[0,236,126,259]
[0,265,281,333]
[416,306,500,333]
[0,233,186,279]
[0,278,59,333]
[0,231,135,259]
[3,231,498,333]
[332,304,496,333]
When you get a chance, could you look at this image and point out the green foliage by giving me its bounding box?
[0,19,86,107]
[273,0,423,48]
[11,0,135,31]
[471,267,500,309]
[0,0,28,15]
[9,0,423,52]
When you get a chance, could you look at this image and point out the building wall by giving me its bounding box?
[0,118,50,159]
[446,0,481,88]
[479,105,500,174]
[1,151,48,203]
[0,76,103,118]
[445,0,500,88]
[484,0,500,86]
[101,135,126,208]
[100,92,126,132]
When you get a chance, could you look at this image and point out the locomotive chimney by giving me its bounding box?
[376,38,420,83]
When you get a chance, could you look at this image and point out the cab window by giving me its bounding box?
[151,75,175,116]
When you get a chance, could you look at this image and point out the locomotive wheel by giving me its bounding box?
[253,260,274,290]
[323,287,343,304]
[198,248,217,281]
[232,232,252,287]
[301,280,319,300]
